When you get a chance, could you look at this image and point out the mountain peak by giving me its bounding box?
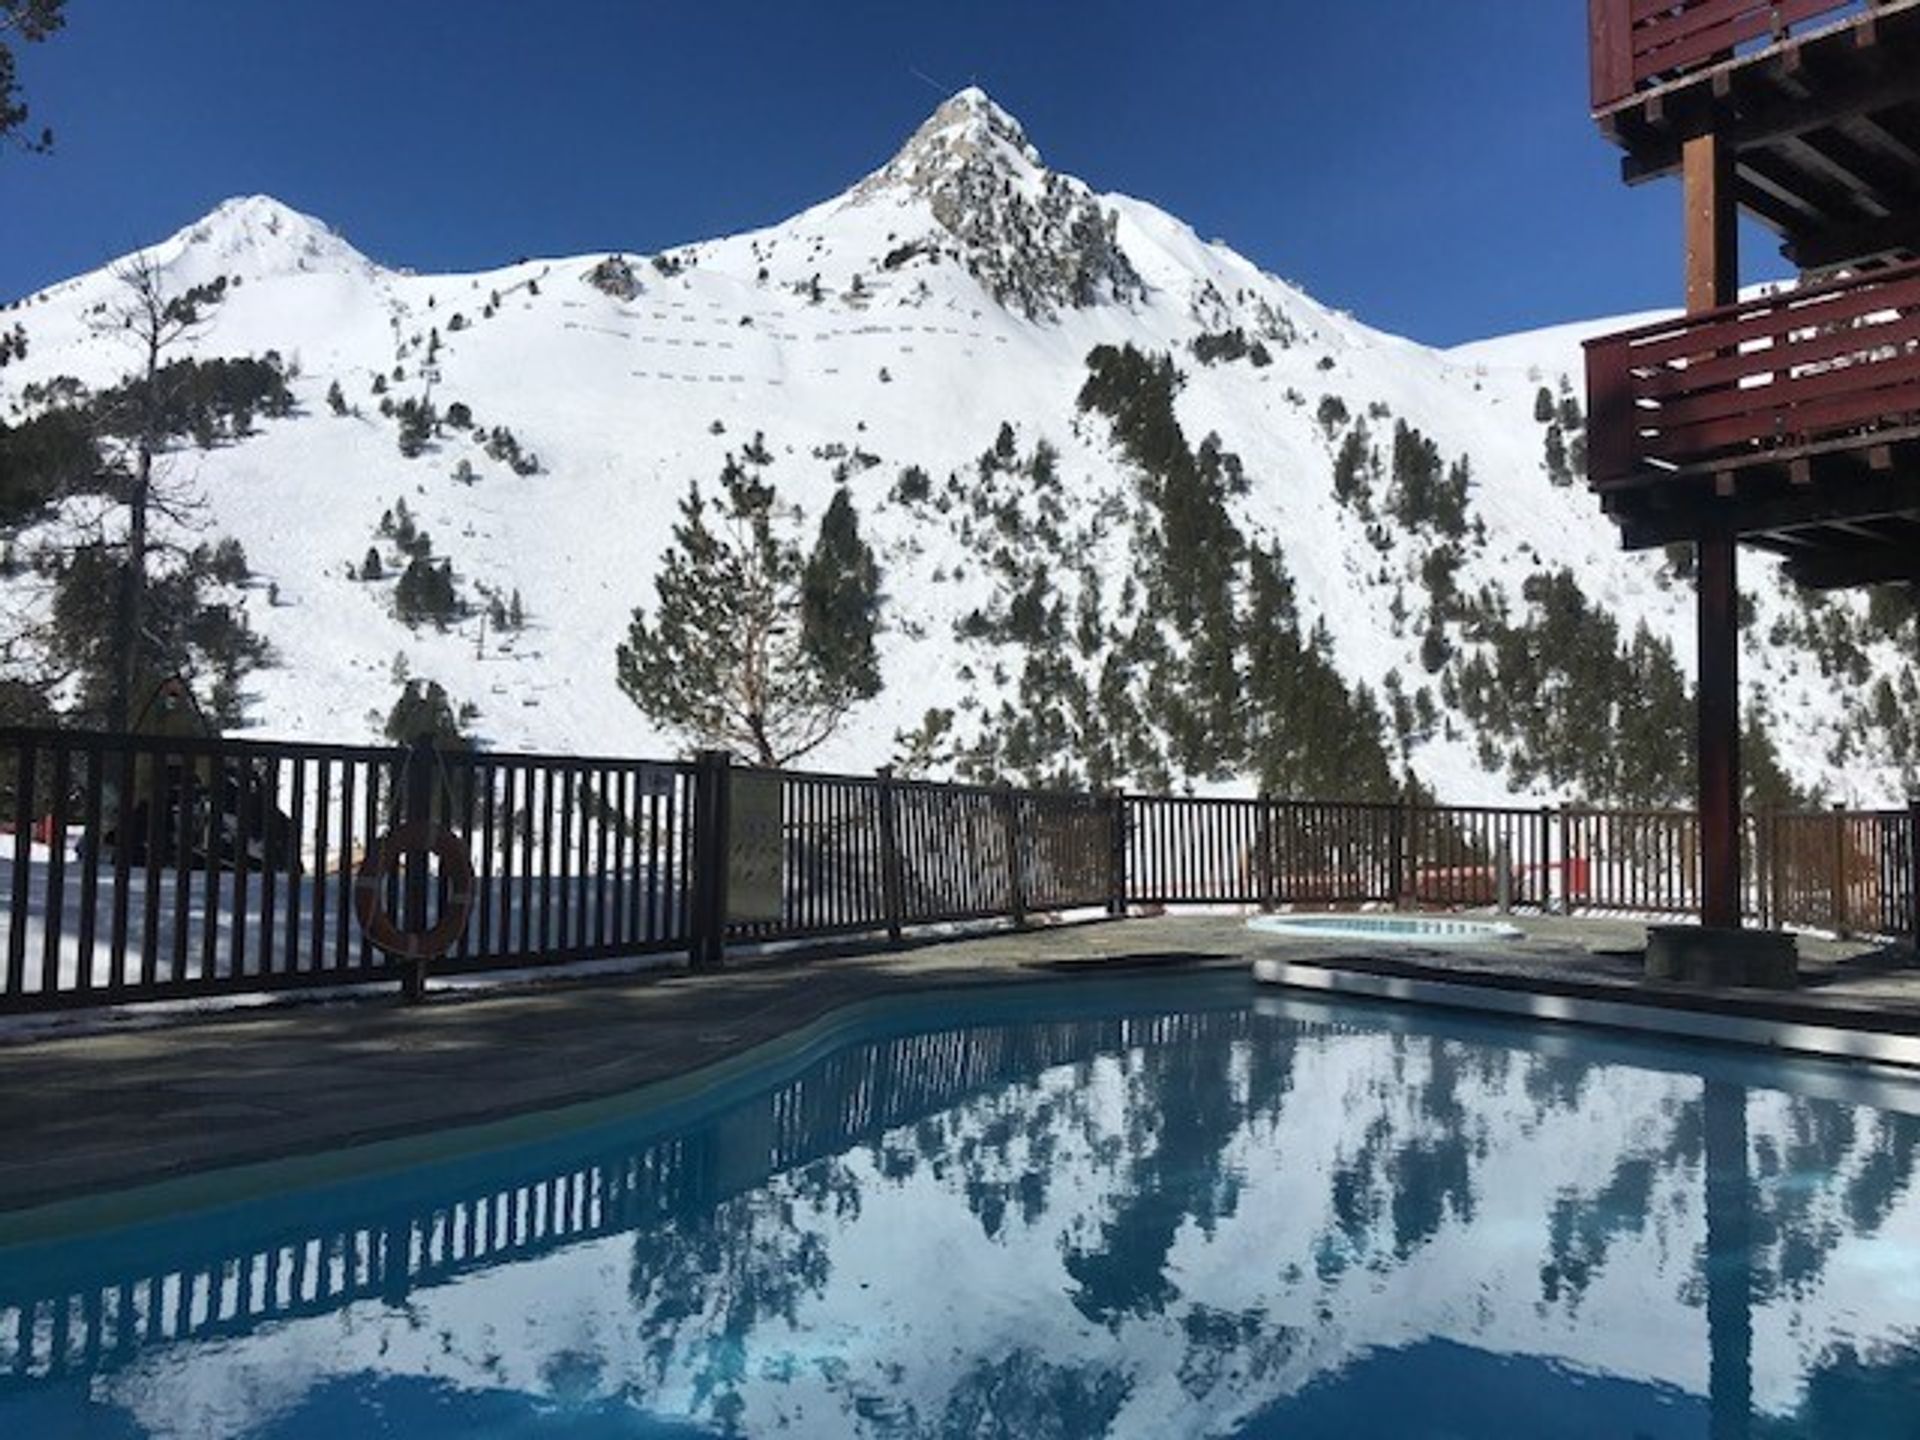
[160,194,373,282]
[911,87,1041,168]
[851,88,1144,320]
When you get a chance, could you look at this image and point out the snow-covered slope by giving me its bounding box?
[2,89,1913,803]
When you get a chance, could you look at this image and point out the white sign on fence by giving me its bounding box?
[727,770,784,924]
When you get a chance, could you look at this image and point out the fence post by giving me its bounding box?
[1106,791,1128,918]
[1255,796,1275,911]
[400,735,435,1003]
[1769,808,1787,929]
[1402,800,1420,911]
[998,783,1027,927]
[1539,806,1556,914]
[1389,803,1408,911]
[1756,806,1774,929]
[689,749,732,970]
[1831,802,1850,940]
[876,766,904,943]
[1908,798,1920,954]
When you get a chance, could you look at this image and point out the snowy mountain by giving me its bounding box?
[2,88,1914,804]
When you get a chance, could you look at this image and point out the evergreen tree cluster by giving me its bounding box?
[45,537,269,728]
[1331,420,1380,517]
[0,322,27,367]
[1066,343,1401,794]
[395,396,436,458]
[1189,328,1273,367]
[0,404,98,524]
[585,255,642,300]
[483,425,541,475]
[1444,569,1698,805]
[383,678,475,748]
[393,556,462,630]
[1386,421,1470,538]
[1538,377,1588,486]
[97,352,295,449]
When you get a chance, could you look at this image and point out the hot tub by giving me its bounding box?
[1246,914,1523,944]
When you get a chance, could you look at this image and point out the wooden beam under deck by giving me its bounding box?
[1786,542,1920,588]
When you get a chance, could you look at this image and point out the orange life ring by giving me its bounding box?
[353,819,476,961]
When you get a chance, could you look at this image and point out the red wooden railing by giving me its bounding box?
[1585,261,1920,485]
[1591,0,1877,110]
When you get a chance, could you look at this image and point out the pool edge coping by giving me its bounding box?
[1255,957,1920,1071]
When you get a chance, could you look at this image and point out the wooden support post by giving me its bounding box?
[1684,130,1739,315]
[1686,125,1744,933]
[1255,797,1275,911]
[1698,534,1743,930]
[997,785,1027,927]
[1106,791,1128,918]
[1390,803,1410,911]
[1541,807,1557,914]
[1830,803,1850,940]
[876,766,903,943]
[688,749,731,971]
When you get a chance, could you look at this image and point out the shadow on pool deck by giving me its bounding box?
[0,911,1913,1214]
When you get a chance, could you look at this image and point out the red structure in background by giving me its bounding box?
[1583,0,1920,934]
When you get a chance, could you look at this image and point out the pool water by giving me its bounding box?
[3,975,1919,1438]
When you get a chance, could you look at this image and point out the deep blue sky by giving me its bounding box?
[2,2,1790,345]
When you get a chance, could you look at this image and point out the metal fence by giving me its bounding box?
[2,725,1916,1013]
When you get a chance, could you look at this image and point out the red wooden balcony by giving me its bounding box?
[1588,0,1920,272]
[1590,0,1879,112]
[1585,261,1920,581]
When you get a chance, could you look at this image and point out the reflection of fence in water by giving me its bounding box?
[0,1006,1253,1385]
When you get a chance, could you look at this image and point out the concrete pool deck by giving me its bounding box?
[1,911,1916,1215]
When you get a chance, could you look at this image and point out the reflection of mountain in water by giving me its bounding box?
[3,986,1919,1439]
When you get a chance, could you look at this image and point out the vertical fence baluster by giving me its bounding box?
[480,763,497,959]
[39,742,70,997]
[202,753,224,982]
[540,765,555,952]
[76,746,102,995]
[360,759,381,970]
[285,759,305,973]
[258,758,279,978]
[139,747,165,990]
[8,739,38,999]
[108,744,134,993]
[313,757,333,973]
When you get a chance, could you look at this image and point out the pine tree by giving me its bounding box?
[327,379,348,416]
[383,678,470,748]
[616,463,883,765]
[801,488,883,702]
[361,546,383,581]
[1534,386,1556,424]
[394,556,460,629]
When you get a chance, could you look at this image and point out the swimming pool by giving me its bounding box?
[3,974,1917,1438]
[1247,913,1524,944]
